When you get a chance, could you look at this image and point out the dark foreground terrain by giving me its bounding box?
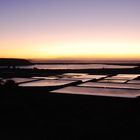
[1,63,140,139]
[0,87,140,140]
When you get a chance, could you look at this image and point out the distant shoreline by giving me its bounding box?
[33,62,140,66]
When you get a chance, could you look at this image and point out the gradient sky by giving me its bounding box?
[0,0,140,60]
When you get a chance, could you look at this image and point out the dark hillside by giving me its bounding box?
[0,58,33,66]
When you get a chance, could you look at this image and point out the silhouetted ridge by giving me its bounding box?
[0,58,33,66]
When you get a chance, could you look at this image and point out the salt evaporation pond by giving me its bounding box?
[98,79,128,83]
[127,80,140,84]
[19,79,77,87]
[105,74,140,80]
[51,86,140,98]
[79,82,140,90]
[60,73,107,82]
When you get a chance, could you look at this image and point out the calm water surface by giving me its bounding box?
[20,64,136,70]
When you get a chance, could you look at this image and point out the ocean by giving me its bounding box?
[20,64,136,70]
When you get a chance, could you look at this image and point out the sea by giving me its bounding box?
[20,64,136,70]
[19,60,139,70]
[0,60,139,70]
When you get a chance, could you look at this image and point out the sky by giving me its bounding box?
[0,0,140,60]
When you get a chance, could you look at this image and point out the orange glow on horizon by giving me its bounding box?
[0,41,140,60]
[0,32,140,61]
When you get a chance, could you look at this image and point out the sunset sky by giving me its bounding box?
[0,0,140,60]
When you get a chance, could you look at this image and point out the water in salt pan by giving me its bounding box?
[105,74,140,80]
[98,79,127,83]
[127,80,140,84]
[51,86,140,98]
[62,73,87,76]
[19,79,77,87]
[79,82,140,90]
[32,76,59,80]
[60,73,107,82]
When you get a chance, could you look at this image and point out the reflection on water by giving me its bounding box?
[105,74,140,80]
[32,73,108,82]
[62,73,106,79]
[32,76,59,80]
[79,82,140,90]
[60,73,107,82]
[19,79,77,87]
[20,64,136,70]
[51,86,140,98]
[127,80,140,84]
[98,79,127,83]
